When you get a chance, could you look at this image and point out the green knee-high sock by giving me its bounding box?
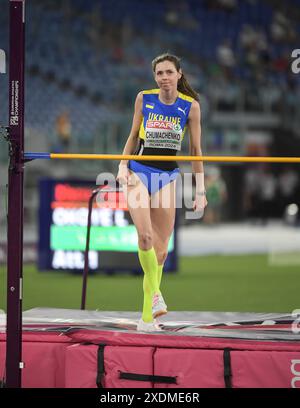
[138,247,159,322]
[142,276,153,323]
[157,264,164,296]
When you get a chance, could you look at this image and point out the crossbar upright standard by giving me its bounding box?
[6,0,26,388]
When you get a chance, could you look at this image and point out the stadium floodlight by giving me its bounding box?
[0,49,6,73]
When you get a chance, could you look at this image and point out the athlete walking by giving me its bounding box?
[117,53,207,331]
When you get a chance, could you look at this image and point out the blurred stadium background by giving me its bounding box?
[0,0,300,312]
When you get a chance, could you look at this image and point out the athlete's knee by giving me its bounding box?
[138,230,153,249]
[156,249,168,264]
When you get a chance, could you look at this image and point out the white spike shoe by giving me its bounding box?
[152,293,168,319]
[137,318,162,332]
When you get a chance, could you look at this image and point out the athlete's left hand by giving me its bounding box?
[193,195,208,212]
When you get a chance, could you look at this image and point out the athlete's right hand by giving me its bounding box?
[116,164,129,185]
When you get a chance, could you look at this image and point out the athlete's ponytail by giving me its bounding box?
[152,53,200,102]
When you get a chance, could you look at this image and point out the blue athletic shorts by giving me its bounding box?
[128,160,180,195]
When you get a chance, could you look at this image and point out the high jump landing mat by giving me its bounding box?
[0,308,300,388]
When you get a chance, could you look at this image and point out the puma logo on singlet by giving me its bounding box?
[178,107,187,116]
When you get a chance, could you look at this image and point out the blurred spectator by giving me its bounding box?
[203,166,228,224]
[165,8,179,26]
[272,50,290,74]
[243,166,260,219]
[244,164,283,222]
[217,39,236,73]
[271,12,289,42]
[206,0,237,12]
[218,0,237,11]
[54,110,72,153]
[270,11,297,44]
[208,75,240,111]
[259,78,282,112]
[165,0,199,30]
[257,165,277,222]
[284,75,300,117]
[278,167,299,216]
[239,24,257,51]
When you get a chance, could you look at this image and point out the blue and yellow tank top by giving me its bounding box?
[134,89,194,170]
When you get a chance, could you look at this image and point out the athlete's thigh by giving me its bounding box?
[124,169,152,233]
[150,180,177,241]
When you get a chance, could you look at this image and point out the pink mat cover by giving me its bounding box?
[66,329,300,352]
[231,351,300,388]
[0,333,73,388]
[65,344,155,388]
[1,331,300,388]
[63,330,300,388]
[64,343,300,388]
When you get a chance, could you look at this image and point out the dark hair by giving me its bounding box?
[152,53,199,102]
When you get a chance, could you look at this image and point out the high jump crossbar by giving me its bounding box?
[24,153,300,163]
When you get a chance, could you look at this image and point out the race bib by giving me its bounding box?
[144,120,182,151]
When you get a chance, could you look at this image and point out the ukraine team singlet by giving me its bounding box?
[134,89,194,171]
